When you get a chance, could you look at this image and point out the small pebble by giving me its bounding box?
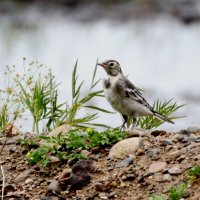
[146,149,159,158]
[148,161,167,173]
[160,139,173,146]
[25,178,34,185]
[92,146,102,154]
[168,166,182,175]
[80,150,91,158]
[108,192,116,198]
[162,174,172,182]
[166,150,182,161]
[58,168,72,181]
[172,134,184,142]
[182,136,198,143]
[94,182,104,192]
[178,129,190,136]
[46,180,61,196]
[99,193,108,199]
[136,148,145,156]
[194,155,200,160]
[116,157,134,168]
[121,173,135,181]
[151,130,166,137]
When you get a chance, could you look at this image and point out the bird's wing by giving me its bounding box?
[117,76,154,112]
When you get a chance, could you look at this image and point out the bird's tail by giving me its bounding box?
[154,112,174,124]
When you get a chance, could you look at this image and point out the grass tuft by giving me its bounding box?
[18,128,126,166]
[136,99,185,130]
[0,60,185,132]
[168,182,187,200]
[188,166,200,184]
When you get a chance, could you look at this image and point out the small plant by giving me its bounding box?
[0,65,24,132]
[2,59,112,133]
[19,128,126,166]
[136,99,185,130]
[189,166,200,177]
[0,103,9,132]
[168,182,187,200]
[26,146,51,166]
[188,166,200,183]
[63,60,113,128]
[1,59,185,132]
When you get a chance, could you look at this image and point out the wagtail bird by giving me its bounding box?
[98,59,174,130]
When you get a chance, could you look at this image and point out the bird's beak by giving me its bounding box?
[97,63,106,68]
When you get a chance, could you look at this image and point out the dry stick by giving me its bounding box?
[1,165,5,200]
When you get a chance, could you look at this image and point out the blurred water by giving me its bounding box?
[0,6,200,131]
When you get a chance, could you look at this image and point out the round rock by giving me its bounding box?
[187,126,200,133]
[168,166,182,175]
[48,124,71,137]
[148,161,167,173]
[108,137,142,159]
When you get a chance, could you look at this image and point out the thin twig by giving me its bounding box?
[1,165,5,200]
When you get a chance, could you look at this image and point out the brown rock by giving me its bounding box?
[166,150,182,161]
[91,146,102,154]
[168,166,182,175]
[3,184,15,195]
[46,180,61,196]
[148,161,167,173]
[127,129,148,137]
[48,124,71,137]
[146,149,159,158]
[58,168,72,181]
[49,156,60,163]
[151,130,166,137]
[68,160,94,191]
[80,150,92,158]
[39,124,71,147]
[162,174,172,182]
[94,182,105,192]
[13,169,32,184]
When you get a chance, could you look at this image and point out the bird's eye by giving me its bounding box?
[109,63,114,67]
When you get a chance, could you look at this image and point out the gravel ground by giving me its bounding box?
[0,127,200,200]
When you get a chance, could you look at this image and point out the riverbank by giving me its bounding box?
[1,126,200,199]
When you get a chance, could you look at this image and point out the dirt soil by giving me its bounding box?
[0,129,200,200]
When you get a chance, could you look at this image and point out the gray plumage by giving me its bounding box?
[98,59,174,130]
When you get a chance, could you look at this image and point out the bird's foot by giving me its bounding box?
[120,125,126,131]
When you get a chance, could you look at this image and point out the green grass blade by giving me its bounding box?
[72,60,78,99]
[84,105,115,114]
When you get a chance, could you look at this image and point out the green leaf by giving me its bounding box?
[72,60,78,99]
[84,105,115,114]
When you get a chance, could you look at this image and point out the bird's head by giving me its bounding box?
[97,60,122,76]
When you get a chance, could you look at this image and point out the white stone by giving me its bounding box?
[25,178,33,185]
[108,137,142,159]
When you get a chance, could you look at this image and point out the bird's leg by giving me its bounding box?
[131,117,137,131]
[120,115,128,131]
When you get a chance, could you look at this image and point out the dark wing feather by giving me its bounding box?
[121,75,154,112]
